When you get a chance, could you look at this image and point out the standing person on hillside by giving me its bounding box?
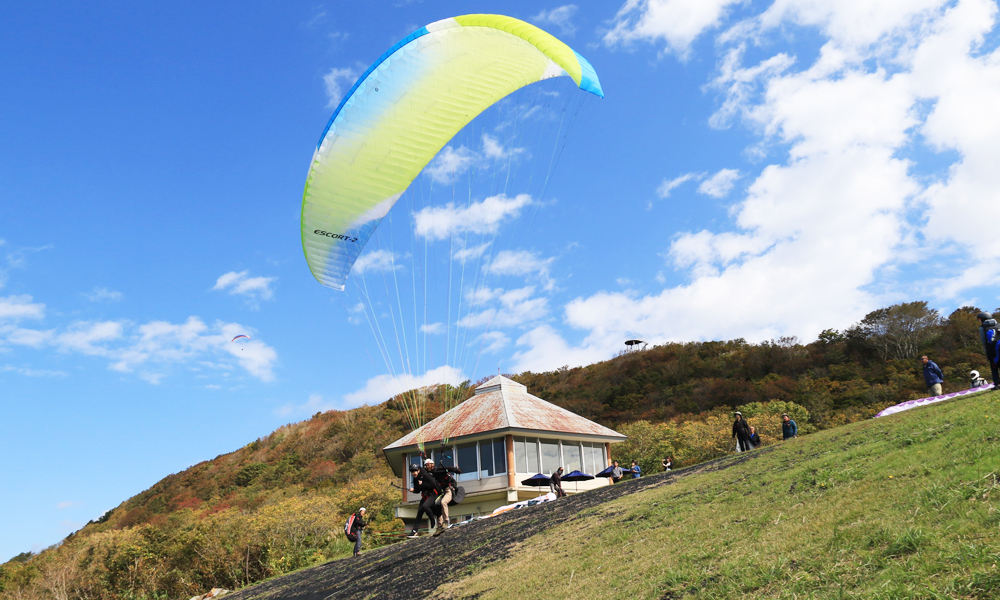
[781,414,798,440]
[611,461,624,483]
[978,312,1000,385]
[921,355,945,396]
[428,458,461,534]
[550,467,566,497]
[630,460,642,478]
[407,463,440,538]
[348,507,366,557]
[732,412,752,452]
[662,456,673,472]
[748,426,761,449]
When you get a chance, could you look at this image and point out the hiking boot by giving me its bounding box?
[407,530,419,539]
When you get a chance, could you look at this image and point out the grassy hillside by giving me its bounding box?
[212,387,1000,600]
[434,389,1000,599]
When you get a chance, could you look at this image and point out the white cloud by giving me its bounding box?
[511,324,608,373]
[213,271,276,302]
[342,365,465,407]
[41,317,279,383]
[452,242,492,264]
[0,365,68,378]
[481,134,525,161]
[6,328,53,347]
[697,168,740,197]
[352,250,402,275]
[55,321,123,356]
[0,295,45,321]
[477,330,510,354]
[324,66,358,107]
[56,501,76,509]
[275,393,338,417]
[414,194,533,241]
[604,0,744,56]
[84,287,122,302]
[656,172,699,198]
[420,322,445,334]
[424,145,477,184]
[458,286,549,328]
[485,250,555,290]
[532,5,579,36]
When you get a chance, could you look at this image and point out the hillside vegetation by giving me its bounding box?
[1,301,996,600]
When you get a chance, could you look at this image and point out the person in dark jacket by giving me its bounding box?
[978,312,1000,385]
[732,412,752,452]
[407,463,440,538]
[349,507,366,556]
[550,467,566,497]
[781,414,798,440]
[921,355,944,396]
[748,426,761,449]
[428,459,461,533]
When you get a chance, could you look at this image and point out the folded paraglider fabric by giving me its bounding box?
[874,383,994,418]
[490,492,557,517]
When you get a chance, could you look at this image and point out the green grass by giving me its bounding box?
[432,391,1000,599]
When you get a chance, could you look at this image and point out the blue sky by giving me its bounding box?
[3,0,1000,560]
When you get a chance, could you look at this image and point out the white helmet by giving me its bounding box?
[971,370,980,378]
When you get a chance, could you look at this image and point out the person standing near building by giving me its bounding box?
[781,414,798,440]
[611,461,624,483]
[550,467,566,497]
[978,312,1000,385]
[732,412,752,452]
[921,355,945,396]
[630,460,642,478]
[348,507,366,557]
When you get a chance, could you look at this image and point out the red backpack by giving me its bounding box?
[344,514,357,542]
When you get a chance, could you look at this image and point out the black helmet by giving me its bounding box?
[978,312,992,321]
[409,463,420,472]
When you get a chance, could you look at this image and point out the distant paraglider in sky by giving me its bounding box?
[301,14,603,443]
[231,335,251,343]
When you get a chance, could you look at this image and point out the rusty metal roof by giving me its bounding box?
[384,376,625,450]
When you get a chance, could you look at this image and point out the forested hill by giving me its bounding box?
[518,302,996,428]
[1,301,995,600]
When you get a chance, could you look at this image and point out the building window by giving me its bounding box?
[582,442,606,475]
[478,437,507,477]
[513,436,539,473]
[540,439,560,474]
[563,441,582,473]
[456,442,478,482]
[492,438,507,475]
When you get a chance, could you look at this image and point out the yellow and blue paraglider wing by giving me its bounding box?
[301,14,603,290]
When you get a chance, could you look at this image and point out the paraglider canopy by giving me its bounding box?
[231,335,251,343]
[301,14,603,291]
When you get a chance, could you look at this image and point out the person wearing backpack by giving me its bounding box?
[407,462,440,538]
[345,507,366,557]
[732,412,752,452]
[978,312,1000,385]
[427,458,461,535]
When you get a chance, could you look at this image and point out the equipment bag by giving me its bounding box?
[987,326,1000,365]
[449,485,466,506]
[344,514,357,541]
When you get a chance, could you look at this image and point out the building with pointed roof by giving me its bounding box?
[383,375,626,522]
